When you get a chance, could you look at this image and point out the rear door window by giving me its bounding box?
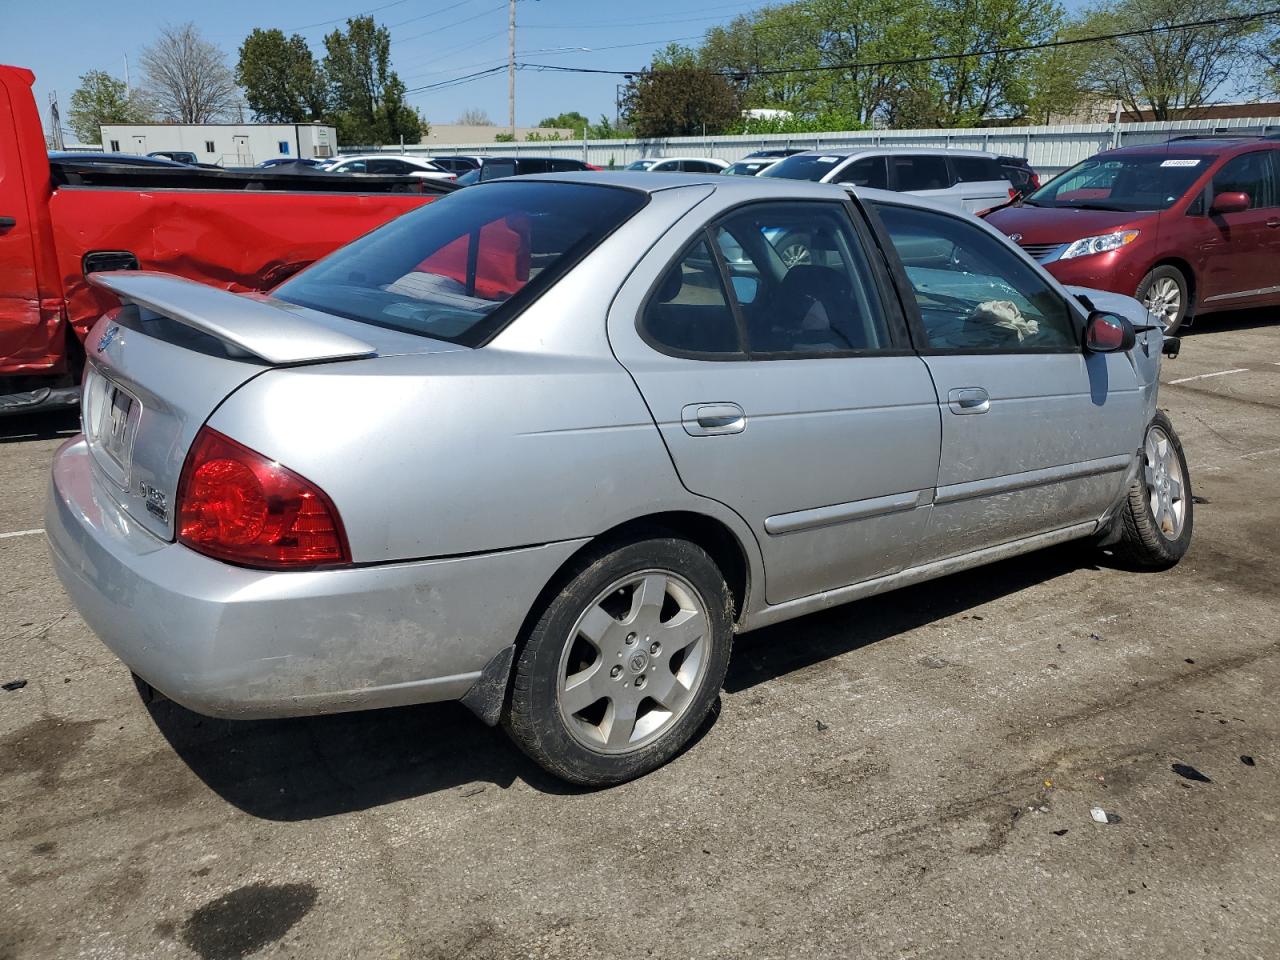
[951,156,1001,183]
[641,240,743,356]
[479,158,518,181]
[833,156,888,189]
[891,155,951,192]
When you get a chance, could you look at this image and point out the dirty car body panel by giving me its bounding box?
[47,172,1166,722]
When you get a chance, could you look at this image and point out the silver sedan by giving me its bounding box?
[47,172,1193,785]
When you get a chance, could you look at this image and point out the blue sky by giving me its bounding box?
[2,0,778,139]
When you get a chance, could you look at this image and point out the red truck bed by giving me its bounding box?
[0,64,447,413]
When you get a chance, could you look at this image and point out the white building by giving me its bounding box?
[98,123,339,166]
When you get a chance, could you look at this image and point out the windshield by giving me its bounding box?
[1027,154,1207,211]
[275,181,647,346]
[759,153,847,181]
[456,168,481,185]
[625,160,656,171]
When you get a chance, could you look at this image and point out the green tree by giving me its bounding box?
[322,16,422,144]
[538,110,590,130]
[622,66,742,137]
[237,28,327,122]
[588,114,626,138]
[67,70,150,143]
[1077,0,1267,120]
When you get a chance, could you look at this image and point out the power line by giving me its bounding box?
[287,0,412,33]
[395,1,508,45]
[519,8,1280,77]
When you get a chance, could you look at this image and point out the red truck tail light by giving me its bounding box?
[176,427,351,569]
[1008,186,1019,201]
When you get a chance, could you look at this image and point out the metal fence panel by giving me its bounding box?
[344,117,1280,176]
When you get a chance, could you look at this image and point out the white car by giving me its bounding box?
[325,154,457,182]
[624,157,729,174]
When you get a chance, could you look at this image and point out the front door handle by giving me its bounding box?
[947,387,990,415]
[1267,218,1280,229]
[682,402,746,436]
[0,215,16,231]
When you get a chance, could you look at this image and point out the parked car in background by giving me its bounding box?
[147,150,198,164]
[429,156,484,175]
[326,154,457,182]
[455,156,598,184]
[49,172,1189,788]
[258,157,330,169]
[742,148,807,160]
[998,155,1042,196]
[986,136,1280,333]
[762,148,1014,213]
[624,157,730,173]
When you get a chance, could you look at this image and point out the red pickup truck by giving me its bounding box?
[0,64,448,414]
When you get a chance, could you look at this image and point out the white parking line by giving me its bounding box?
[0,528,45,540]
[1168,368,1249,385]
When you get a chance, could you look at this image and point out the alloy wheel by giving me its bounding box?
[556,570,711,754]
[1143,276,1182,326]
[1144,424,1187,540]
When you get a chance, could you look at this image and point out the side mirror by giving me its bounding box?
[1084,311,1136,353]
[731,275,759,305]
[1210,191,1250,215]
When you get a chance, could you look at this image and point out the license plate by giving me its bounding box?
[102,385,135,467]
[85,367,140,474]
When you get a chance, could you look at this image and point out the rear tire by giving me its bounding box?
[1110,411,1193,569]
[504,538,733,787]
[1136,265,1189,334]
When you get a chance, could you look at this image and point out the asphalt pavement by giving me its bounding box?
[2,311,1278,960]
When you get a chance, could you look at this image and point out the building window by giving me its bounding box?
[278,141,290,155]
[205,140,215,153]
[109,139,120,152]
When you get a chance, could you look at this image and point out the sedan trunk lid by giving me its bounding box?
[81,271,464,542]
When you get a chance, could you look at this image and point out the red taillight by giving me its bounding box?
[1008,186,1019,201]
[176,428,351,570]
[1030,174,1042,190]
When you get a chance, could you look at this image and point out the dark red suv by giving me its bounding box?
[986,136,1280,332]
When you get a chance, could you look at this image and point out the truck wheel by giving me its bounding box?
[505,538,733,787]
[1136,266,1189,334]
[1110,411,1193,569]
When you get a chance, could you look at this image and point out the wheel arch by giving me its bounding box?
[1144,257,1197,313]
[460,509,758,726]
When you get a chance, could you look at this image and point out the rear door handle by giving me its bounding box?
[0,216,16,231]
[682,402,746,436]
[1267,219,1280,229]
[947,387,990,415]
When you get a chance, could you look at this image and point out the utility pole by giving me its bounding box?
[123,53,130,92]
[48,91,64,150]
[508,0,516,138]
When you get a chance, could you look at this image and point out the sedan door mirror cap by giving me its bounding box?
[1210,191,1251,215]
[1084,311,1136,353]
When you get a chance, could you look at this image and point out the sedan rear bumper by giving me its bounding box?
[46,437,585,719]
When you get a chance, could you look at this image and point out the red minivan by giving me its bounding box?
[986,137,1280,332]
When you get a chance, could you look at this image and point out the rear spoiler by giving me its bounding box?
[89,271,376,364]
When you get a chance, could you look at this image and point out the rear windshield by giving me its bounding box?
[275,181,647,346]
[759,153,847,181]
[1026,154,1207,211]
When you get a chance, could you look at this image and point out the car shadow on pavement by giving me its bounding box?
[0,409,79,444]
[145,696,586,820]
[724,542,1095,694]
[1179,307,1277,337]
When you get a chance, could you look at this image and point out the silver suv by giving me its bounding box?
[763,148,1014,213]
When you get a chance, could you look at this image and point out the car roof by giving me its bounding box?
[644,156,728,163]
[489,169,858,199]
[334,154,433,163]
[789,147,999,160]
[1098,138,1279,158]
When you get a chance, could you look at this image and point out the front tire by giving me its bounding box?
[1136,265,1189,334]
[1110,411,1193,569]
[505,538,733,786]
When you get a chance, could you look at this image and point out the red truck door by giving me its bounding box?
[0,64,65,377]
